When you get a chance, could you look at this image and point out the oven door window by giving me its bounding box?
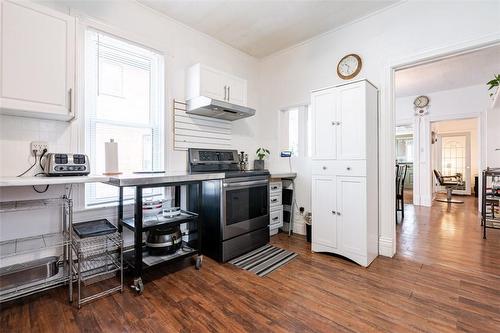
[225,186,268,226]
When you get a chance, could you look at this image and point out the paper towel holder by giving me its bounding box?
[103,138,122,176]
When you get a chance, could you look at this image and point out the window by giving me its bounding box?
[280,105,311,157]
[85,30,164,206]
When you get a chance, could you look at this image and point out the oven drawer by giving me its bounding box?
[270,208,283,228]
[269,181,282,194]
[270,193,282,207]
[312,160,366,176]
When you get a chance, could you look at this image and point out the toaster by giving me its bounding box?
[43,153,90,176]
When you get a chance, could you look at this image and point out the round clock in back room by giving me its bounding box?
[337,54,362,80]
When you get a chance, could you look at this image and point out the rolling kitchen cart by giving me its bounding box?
[107,174,215,294]
[0,196,72,303]
[481,167,500,239]
[71,219,123,308]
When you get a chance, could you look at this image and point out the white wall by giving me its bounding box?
[0,0,260,252]
[257,1,500,252]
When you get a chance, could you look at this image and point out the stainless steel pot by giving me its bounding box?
[146,226,182,256]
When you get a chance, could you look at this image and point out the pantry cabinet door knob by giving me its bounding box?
[336,212,341,216]
[322,166,327,170]
[346,166,351,171]
[332,210,336,214]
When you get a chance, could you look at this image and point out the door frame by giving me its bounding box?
[380,34,500,257]
[436,131,471,195]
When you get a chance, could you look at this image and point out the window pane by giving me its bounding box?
[97,60,151,124]
[95,122,153,174]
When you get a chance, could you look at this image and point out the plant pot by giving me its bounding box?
[254,159,265,170]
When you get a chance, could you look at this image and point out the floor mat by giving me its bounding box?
[229,244,298,277]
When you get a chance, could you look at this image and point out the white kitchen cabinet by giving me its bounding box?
[186,63,247,106]
[311,176,338,249]
[311,80,378,267]
[0,0,75,121]
[311,88,337,159]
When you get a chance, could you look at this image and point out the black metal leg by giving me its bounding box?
[134,187,143,278]
[401,197,404,220]
[174,186,181,207]
[118,187,123,233]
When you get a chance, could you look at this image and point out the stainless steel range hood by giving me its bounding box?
[186,96,255,121]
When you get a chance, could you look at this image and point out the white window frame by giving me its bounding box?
[84,28,164,207]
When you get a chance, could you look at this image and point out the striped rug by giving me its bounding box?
[229,244,297,277]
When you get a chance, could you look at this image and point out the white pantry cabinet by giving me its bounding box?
[311,80,378,267]
[0,0,75,121]
[186,63,247,106]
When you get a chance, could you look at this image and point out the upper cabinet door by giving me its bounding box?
[312,176,338,249]
[311,88,337,159]
[225,75,247,106]
[0,0,75,120]
[199,65,226,101]
[336,82,366,160]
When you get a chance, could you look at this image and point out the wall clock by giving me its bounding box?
[414,95,429,108]
[337,54,362,80]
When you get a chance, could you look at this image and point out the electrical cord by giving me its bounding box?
[17,150,38,177]
[33,171,49,193]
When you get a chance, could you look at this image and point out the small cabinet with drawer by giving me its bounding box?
[269,181,283,234]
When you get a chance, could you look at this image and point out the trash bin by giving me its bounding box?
[306,223,311,243]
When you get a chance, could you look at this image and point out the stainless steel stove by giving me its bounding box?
[187,148,270,262]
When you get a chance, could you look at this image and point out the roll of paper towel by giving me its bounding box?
[104,139,121,175]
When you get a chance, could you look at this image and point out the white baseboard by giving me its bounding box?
[378,236,394,257]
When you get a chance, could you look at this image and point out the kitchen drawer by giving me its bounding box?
[270,192,282,207]
[312,160,366,176]
[269,181,282,194]
[270,208,283,228]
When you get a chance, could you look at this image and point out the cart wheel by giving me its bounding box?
[131,278,144,294]
[195,256,202,270]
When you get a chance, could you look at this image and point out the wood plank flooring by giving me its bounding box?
[2,195,500,332]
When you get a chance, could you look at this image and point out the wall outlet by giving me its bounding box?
[30,141,48,156]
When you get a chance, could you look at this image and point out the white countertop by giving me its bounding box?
[270,172,297,179]
[106,171,225,187]
[0,175,110,187]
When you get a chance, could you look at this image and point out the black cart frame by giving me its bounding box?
[481,168,500,239]
[114,180,204,293]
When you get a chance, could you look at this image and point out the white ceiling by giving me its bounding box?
[138,0,397,58]
[395,45,500,97]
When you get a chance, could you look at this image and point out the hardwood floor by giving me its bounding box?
[2,196,500,332]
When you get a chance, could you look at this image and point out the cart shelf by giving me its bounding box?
[0,231,69,259]
[120,210,198,232]
[123,242,197,270]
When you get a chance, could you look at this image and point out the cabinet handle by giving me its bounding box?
[346,167,351,171]
[331,210,336,214]
[68,88,73,114]
[228,86,230,101]
[224,86,227,100]
[322,166,327,170]
[272,216,279,221]
[331,121,335,126]
[271,198,278,202]
[336,212,341,216]
[272,186,278,190]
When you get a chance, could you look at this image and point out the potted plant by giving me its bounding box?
[487,74,500,98]
[254,148,270,170]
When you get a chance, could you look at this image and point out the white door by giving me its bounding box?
[311,88,337,159]
[337,176,366,256]
[0,0,75,119]
[225,75,247,106]
[437,133,471,195]
[337,83,366,160]
[312,176,338,249]
[199,65,225,101]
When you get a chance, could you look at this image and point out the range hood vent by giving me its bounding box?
[186,96,255,121]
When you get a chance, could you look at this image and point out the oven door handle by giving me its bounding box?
[223,179,269,188]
